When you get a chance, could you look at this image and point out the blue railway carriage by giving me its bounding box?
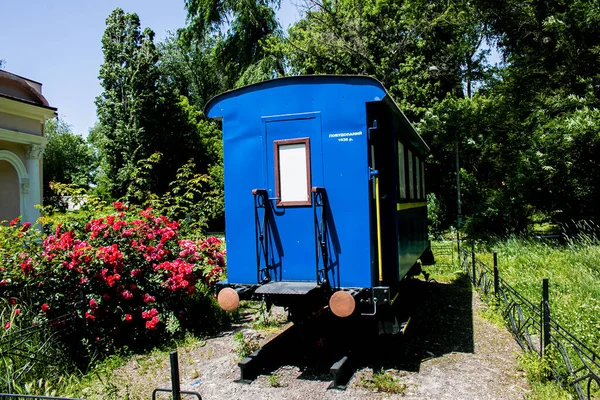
[205,75,431,321]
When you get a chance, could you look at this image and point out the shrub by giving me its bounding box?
[0,204,226,358]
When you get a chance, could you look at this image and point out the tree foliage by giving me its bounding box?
[277,0,491,120]
[93,8,219,205]
[182,0,284,90]
[43,118,96,206]
[85,0,600,235]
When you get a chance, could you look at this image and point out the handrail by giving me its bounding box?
[312,187,329,285]
[252,189,270,283]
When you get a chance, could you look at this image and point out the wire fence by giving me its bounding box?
[458,244,600,399]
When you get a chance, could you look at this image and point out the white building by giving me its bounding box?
[0,70,56,224]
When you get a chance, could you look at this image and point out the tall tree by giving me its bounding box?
[93,8,206,199]
[94,8,161,197]
[472,0,600,225]
[278,0,490,120]
[181,0,284,93]
[158,33,222,109]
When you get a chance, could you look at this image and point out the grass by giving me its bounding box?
[517,351,572,400]
[432,236,600,353]
[251,306,288,332]
[0,299,80,396]
[65,333,207,400]
[267,373,281,387]
[432,233,600,399]
[359,369,406,394]
[479,236,600,355]
[233,331,260,360]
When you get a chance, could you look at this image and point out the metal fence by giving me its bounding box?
[459,244,600,399]
[430,241,454,266]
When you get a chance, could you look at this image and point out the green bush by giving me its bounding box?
[1,205,226,358]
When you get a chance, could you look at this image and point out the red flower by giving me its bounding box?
[20,258,33,274]
[113,201,127,211]
[106,274,121,288]
[89,299,98,310]
[142,308,158,320]
[41,303,50,313]
[14,308,20,316]
[9,297,17,305]
[121,290,133,300]
[125,314,132,322]
[130,269,142,277]
[85,312,95,321]
[102,293,111,301]
[143,293,156,304]
[145,316,159,330]
[9,217,19,226]
[4,321,11,329]
[21,222,31,232]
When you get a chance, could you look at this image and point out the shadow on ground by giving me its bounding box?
[243,274,474,383]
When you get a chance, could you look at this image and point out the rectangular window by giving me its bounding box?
[371,144,376,199]
[415,156,421,199]
[421,160,426,197]
[408,149,414,199]
[397,142,406,199]
[274,138,311,206]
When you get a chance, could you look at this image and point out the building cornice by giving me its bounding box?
[0,127,48,146]
[0,95,57,122]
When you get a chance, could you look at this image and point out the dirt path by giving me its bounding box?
[175,278,530,400]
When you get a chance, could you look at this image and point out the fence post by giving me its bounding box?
[457,230,461,262]
[493,252,499,296]
[542,279,551,356]
[170,350,182,400]
[471,241,476,284]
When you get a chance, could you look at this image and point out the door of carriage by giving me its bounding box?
[261,112,323,282]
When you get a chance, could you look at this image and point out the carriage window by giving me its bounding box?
[398,142,407,199]
[421,160,426,198]
[274,138,311,206]
[408,149,414,199]
[371,144,376,199]
[415,157,421,199]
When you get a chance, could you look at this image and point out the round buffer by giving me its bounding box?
[217,287,240,312]
[329,291,355,318]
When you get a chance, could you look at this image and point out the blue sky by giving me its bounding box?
[0,0,300,137]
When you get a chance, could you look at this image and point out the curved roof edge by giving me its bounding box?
[204,74,429,153]
[204,74,383,115]
[0,70,53,108]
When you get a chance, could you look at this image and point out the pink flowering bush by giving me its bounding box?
[0,204,226,353]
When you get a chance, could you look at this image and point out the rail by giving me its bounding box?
[312,187,329,285]
[458,244,600,399]
[252,189,271,283]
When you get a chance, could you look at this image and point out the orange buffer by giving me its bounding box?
[329,291,356,318]
[217,287,240,312]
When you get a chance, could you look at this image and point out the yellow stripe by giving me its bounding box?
[397,202,427,211]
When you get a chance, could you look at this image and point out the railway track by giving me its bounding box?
[232,280,428,390]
